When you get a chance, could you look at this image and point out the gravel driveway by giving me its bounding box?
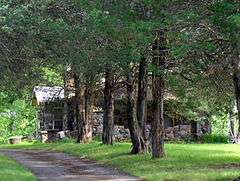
[1,149,142,181]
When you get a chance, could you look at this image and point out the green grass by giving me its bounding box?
[0,153,36,181]
[1,141,240,181]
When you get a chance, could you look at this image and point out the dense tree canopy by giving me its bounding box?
[0,0,239,157]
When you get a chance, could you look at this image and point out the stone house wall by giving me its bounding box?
[92,112,200,141]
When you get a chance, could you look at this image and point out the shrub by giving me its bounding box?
[200,134,229,143]
[0,99,37,143]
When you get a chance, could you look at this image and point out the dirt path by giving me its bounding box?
[0,149,142,181]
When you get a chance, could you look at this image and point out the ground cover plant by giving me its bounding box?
[0,154,36,181]
[1,141,240,181]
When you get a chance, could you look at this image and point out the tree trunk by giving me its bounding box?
[63,101,68,131]
[232,40,240,143]
[136,57,150,153]
[74,82,80,142]
[229,101,238,143]
[233,71,240,143]
[151,29,167,159]
[63,65,76,131]
[74,74,84,143]
[68,98,75,131]
[72,69,94,143]
[102,67,114,145]
[126,69,147,154]
[63,74,69,131]
[83,86,93,143]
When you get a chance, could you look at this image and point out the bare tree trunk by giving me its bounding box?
[74,77,80,142]
[63,74,69,131]
[63,101,68,131]
[68,98,75,131]
[102,67,114,145]
[74,95,80,142]
[63,65,76,131]
[126,69,147,154]
[136,56,149,152]
[229,101,238,143]
[83,86,93,142]
[151,29,167,159]
[71,69,95,143]
[233,71,240,143]
[232,40,240,143]
[74,74,85,143]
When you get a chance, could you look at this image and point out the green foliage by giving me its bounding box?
[211,112,229,136]
[41,67,64,85]
[211,1,240,35]
[0,94,37,143]
[200,134,229,144]
[0,0,239,149]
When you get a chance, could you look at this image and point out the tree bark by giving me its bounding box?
[63,74,69,131]
[233,70,240,143]
[70,67,94,143]
[74,74,85,143]
[63,65,76,131]
[136,56,150,153]
[102,67,114,145]
[151,29,167,159]
[83,86,93,142]
[232,39,240,143]
[229,101,238,143]
[63,101,68,131]
[126,68,147,154]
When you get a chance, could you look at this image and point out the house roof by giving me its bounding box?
[33,86,64,105]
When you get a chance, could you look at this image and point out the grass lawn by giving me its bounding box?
[1,141,240,181]
[0,153,36,181]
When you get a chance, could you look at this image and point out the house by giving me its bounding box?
[33,85,210,142]
[33,86,67,141]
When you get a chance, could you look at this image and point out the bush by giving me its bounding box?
[200,134,229,143]
[0,99,37,143]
